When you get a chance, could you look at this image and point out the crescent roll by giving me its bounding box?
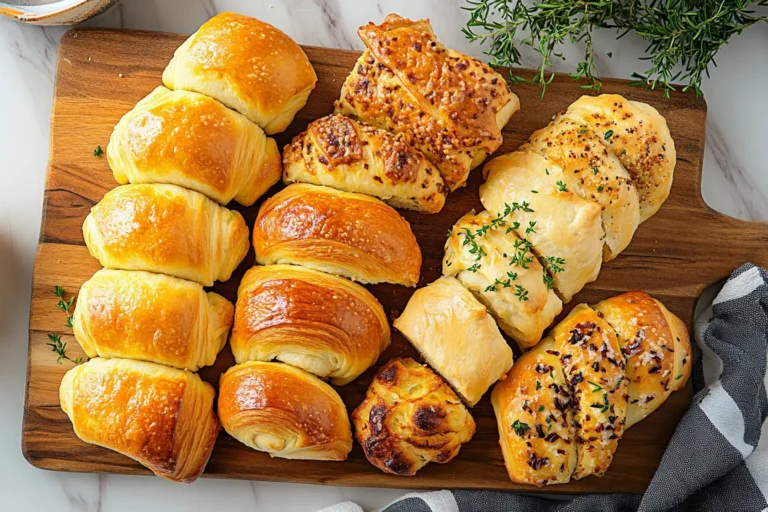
[481,151,604,302]
[443,210,562,349]
[352,358,475,476]
[393,276,513,406]
[163,12,317,134]
[252,184,421,287]
[282,114,447,213]
[59,358,220,483]
[230,264,390,385]
[107,86,281,206]
[218,361,352,461]
[83,184,250,286]
[72,269,233,371]
[563,94,676,222]
[335,14,519,191]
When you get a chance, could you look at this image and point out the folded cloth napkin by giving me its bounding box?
[321,263,768,512]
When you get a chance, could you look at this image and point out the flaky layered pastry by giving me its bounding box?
[352,357,476,476]
[107,86,281,206]
[59,358,220,483]
[230,264,390,385]
[394,276,513,406]
[163,12,317,134]
[83,184,250,286]
[336,14,519,191]
[283,114,447,213]
[252,183,422,287]
[72,269,232,371]
[218,361,352,461]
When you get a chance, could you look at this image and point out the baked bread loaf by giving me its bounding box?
[230,264,390,385]
[83,184,249,286]
[335,14,519,191]
[352,357,475,476]
[107,86,281,206]
[252,184,421,287]
[163,12,317,134]
[443,210,562,349]
[481,151,604,302]
[59,358,220,483]
[73,269,232,371]
[393,276,513,406]
[218,361,352,461]
[283,114,447,213]
[563,94,676,223]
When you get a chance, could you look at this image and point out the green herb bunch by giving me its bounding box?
[463,0,768,97]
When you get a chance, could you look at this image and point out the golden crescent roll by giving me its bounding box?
[162,12,317,135]
[335,14,519,191]
[443,210,562,349]
[83,184,250,286]
[72,269,233,371]
[522,116,641,261]
[282,114,447,213]
[480,151,604,302]
[393,276,513,406]
[352,357,476,476]
[218,361,352,461]
[593,291,691,428]
[230,264,390,385]
[563,94,676,223]
[491,337,577,486]
[252,183,421,287]
[59,358,220,483]
[107,86,282,206]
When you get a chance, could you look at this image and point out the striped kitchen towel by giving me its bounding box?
[321,263,768,512]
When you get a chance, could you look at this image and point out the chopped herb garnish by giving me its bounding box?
[592,167,598,175]
[531,189,539,194]
[620,148,627,156]
[536,380,541,390]
[545,168,550,175]
[538,405,545,412]
[467,263,481,273]
[615,376,624,390]
[675,374,683,380]
[604,130,614,141]
[597,185,604,192]
[542,269,555,290]
[511,419,531,437]
[93,145,104,157]
[588,380,603,392]
[556,181,567,192]
[526,221,537,235]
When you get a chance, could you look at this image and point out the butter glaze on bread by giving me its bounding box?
[336,14,519,191]
[73,269,232,371]
[59,358,220,483]
[163,12,317,134]
[283,114,447,213]
[230,264,390,385]
[393,276,513,406]
[108,86,281,206]
[352,357,475,476]
[252,184,421,286]
[218,361,352,461]
[83,184,250,286]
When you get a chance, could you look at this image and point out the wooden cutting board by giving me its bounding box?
[22,28,768,494]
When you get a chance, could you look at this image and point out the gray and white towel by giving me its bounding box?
[322,263,768,512]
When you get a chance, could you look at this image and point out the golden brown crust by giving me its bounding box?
[83,184,250,286]
[230,264,390,385]
[252,183,422,286]
[282,114,447,213]
[72,269,232,371]
[351,357,475,476]
[162,12,317,134]
[218,361,352,461]
[59,358,219,483]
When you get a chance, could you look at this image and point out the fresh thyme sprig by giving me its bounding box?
[48,285,86,365]
[52,285,74,328]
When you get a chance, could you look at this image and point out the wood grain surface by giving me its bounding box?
[22,28,768,494]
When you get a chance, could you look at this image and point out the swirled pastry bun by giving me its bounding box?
[107,86,281,206]
[230,264,390,385]
[252,184,421,286]
[83,184,250,286]
[352,358,475,476]
[283,114,446,213]
[218,361,352,461]
[60,358,220,483]
[393,276,513,406]
[163,12,317,134]
[73,269,232,371]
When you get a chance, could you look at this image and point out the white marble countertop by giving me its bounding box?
[1,1,766,510]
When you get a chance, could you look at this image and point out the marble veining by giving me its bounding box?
[1,0,767,511]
